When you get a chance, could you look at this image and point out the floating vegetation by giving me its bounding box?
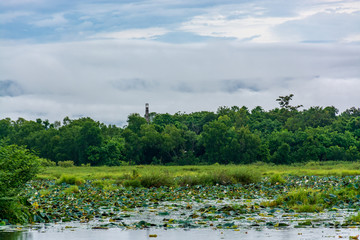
[3,174,360,233]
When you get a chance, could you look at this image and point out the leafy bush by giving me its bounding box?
[56,174,84,185]
[269,174,286,184]
[58,160,75,167]
[0,143,41,223]
[39,158,56,167]
[0,199,32,224]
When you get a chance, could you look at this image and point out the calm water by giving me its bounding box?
[1,228,360,240]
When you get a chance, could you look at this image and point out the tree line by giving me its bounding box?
[1,95,360,166]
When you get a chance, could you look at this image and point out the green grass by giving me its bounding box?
[35,161,360,191]
[264,187,330,212]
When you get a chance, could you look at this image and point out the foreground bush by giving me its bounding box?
[0,143,41,223]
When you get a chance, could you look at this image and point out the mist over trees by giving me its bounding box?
[1,95,360,165]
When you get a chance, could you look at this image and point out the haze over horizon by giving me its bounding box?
[1,0,359,125]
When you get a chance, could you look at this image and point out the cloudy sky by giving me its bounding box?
[1,0,360,125]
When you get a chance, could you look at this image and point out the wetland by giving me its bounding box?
[3,163,360,239]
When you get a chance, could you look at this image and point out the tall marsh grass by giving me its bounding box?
[56,174,84,186]
[265,188,326,212]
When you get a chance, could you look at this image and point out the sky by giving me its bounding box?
[0,0,360,126]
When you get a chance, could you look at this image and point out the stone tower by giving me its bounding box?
[145,103,150,123]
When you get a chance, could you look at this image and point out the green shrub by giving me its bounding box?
[58,160,75,168]
[0,199,32,224]
[38,158,56,167]
[56,174,84,186]
[0,143,41,223]
[269,174,286,184]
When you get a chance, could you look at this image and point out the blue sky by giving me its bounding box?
[1,0,360,124]
[1,0,360,43]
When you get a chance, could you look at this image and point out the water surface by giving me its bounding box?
[2,227,360,240]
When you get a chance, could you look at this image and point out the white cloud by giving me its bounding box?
[180,14,294,43]
[0,40,359,124]
[342,34,360,43]
[299,1,360,17]
[32,13,67,27]
[0,0,45,7]
[179,1,360,43]
[91,28,169,40]
[0,11,32,23]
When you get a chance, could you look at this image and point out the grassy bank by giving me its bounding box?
[38,161,360,184]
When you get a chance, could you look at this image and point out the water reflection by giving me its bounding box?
[0,232,32,240]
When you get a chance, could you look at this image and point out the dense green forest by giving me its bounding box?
[1,95,360,166]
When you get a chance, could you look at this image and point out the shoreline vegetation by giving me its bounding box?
[38,161,360,182]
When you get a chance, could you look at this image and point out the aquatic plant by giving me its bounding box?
[63,185,79,194]
[269,174,286,184]
[264,188,326,212]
